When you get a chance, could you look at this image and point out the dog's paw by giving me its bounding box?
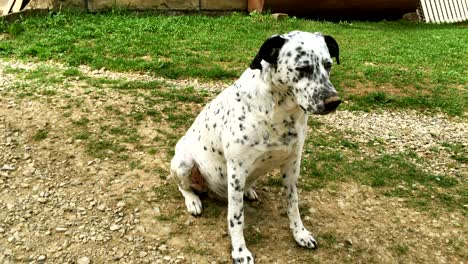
[232,248,254,264]
[184,193,202,216]
[244,188,258,201]
[294,228,317,249]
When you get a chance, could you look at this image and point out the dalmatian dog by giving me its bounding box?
[170,31,341,263]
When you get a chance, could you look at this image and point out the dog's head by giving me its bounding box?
[250,31,341,115]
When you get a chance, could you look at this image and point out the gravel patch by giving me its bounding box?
[0,58,228,92]
[317,110,467,177]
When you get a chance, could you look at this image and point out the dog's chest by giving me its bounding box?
[243,113,306,179]
[248,147,292,178]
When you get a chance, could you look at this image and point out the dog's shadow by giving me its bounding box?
[195,189,282,226]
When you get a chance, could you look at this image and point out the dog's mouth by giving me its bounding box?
[309,108,337,115]
[300,96,341,115]
[317,109,338,115]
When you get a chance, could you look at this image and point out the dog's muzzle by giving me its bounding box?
[323,96,341,113]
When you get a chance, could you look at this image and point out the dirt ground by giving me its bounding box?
[0,59,466,264]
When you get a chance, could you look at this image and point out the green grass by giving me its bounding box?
[183,245,212,256]
[1,12,466,218]
[153,183,179,201]
[85,139,127,158]
[32,129,49,141]
[0,11,466,115]
[301,134,466,213]
[7,69,210,162]
[73,117,90,126]
[245,225,265,245]
[319,232,338,248]
[442,142,467,163]
[390,244,409,255]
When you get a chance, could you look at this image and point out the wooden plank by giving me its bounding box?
[419,0,467,23]
[452,0,460,21]
[434,0,445,22]
[461,0,468,20]
[428,0,436,22]
[446,0,457,22]
[419,0,427,22]
[455,0,464,21]
[420,0,431,22]
[427,0,438,22]
[457,0,466,21]
[453,0,462,21]
[443,0,454,23]
[2,0,15,16]
[457,0,465,22]
[12,0,22,13]
[439,0,449,22]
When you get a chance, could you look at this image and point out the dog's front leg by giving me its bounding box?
[227,160,254,263]
[281,158,318,249]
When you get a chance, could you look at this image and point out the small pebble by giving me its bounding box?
[56,227,68,232]
[77,256,91,264]
[1,164,15,171]
[158,244,168,251]
[110,224,120,231]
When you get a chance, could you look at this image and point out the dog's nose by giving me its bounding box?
[324,96,341,112]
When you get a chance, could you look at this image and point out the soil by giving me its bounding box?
[0,59,466,264]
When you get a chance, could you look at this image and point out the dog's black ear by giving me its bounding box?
[324,35,340,65]
[250,35,287,70]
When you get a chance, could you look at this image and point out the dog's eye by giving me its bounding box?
[324,62,333,72]
[296,65,313,73]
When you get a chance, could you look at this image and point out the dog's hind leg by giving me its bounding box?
[170,138,203,216]
[244,187,258,201]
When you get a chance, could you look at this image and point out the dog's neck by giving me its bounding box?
[236,68,305,123]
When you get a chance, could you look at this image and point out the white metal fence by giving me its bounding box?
[418,0,468,23]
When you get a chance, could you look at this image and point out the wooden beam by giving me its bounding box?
[2,0,16,16]
[12,0,23,13]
